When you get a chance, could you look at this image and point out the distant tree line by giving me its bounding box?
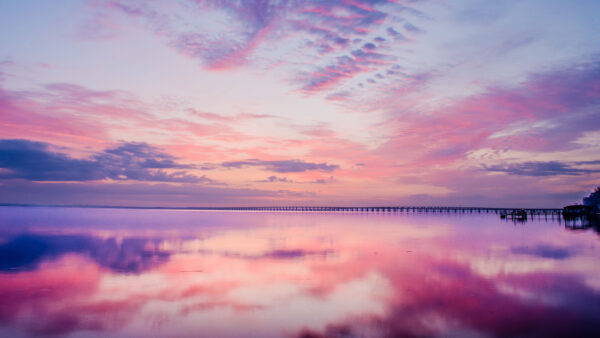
[583,186,600,211]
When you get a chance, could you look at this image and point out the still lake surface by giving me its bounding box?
[0,206,599,337]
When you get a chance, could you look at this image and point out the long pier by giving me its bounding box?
[0,204,565,217]
[195,206,563,216]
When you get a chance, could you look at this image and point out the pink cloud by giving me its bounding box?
[0,88,109,149]
[378,61,600,168]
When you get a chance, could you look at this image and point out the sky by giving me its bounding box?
[0,0,599,208]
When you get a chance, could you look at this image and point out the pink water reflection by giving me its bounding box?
[0,207,599,337]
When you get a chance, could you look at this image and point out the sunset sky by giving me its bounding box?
[1,0,599,207]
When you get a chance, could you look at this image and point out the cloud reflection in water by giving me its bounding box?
[0,234,169,273]
[0,208,599,337]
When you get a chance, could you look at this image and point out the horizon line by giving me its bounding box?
[0,203,564,211]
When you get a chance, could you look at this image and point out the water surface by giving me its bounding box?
[0,207,599,337]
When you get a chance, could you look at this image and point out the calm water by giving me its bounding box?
[0,207,599,337]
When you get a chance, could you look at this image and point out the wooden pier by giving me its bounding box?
[0,204,566,217]
[198,206,563,217]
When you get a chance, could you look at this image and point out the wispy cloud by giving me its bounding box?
[257,175,293,183]
[105,0,287,69]
[186,109,275,122]
[103,0,422,92]
[256,175,334,184]
[222,159,339,173]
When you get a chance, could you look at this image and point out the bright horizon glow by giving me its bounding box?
[1,0,599,207]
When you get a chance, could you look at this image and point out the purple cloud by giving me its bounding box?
[222,159,339,173]
[255,175,334,184]
[257,175,293,183]
[483,161,600,177]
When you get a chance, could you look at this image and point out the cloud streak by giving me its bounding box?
[483,161,600,177]
[222,159,339,173]
[256,175,334,184]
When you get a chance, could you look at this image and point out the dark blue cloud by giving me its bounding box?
[483,161,600,176]
[222,158,339,173]
[0,139,213,183]
[0,139,104,181]
[363,42,377,50]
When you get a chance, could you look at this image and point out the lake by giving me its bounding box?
[0,206,599,337]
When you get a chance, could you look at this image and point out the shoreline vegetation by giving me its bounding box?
[563,186,600,217]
